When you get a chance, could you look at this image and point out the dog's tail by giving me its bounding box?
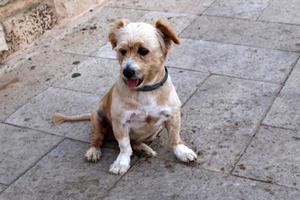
[52,112,92,125]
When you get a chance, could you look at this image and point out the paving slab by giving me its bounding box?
[233,126,300,189]
[0,123,62,185]
[55,57,209,103]
[51,7,146,55]
[138,11,197,33]
[55,58,119,97]
[107,0,215,14]
[151,75,279,173]
[259,0,300,25]
[102,158,300,200]
[0,139,125,200]
[0,185,6,194]
[181,15,300,52]
[204,0,270,19]
[167,39,299,83]
[263,60,300,130]
[0,50,88,121]
[5,87,99,142]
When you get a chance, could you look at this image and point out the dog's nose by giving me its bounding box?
[123,67,135,78]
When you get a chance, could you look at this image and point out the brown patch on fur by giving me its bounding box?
[165,111,183,146]
[108,19,130,48]
[99,85,115,120]
[145,115,158,125]
[142,64,165,85]
[0,77,19,91]
[155,19,180,56]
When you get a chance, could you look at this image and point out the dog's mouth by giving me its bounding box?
[125,77,143,89]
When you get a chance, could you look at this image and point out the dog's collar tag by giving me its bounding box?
[136,67,168,92]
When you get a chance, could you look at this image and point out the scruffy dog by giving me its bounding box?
[52,19,197,175]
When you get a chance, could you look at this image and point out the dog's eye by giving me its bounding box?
[138,47,149,56]
[119,49,127,56]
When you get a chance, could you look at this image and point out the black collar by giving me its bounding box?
[136,67,168,92]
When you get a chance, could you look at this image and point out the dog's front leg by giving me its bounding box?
[165,110,197,162]
[109,121,132,175]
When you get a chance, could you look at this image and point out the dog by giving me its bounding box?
[52,19,197,175]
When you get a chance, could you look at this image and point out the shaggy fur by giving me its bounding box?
[52,19,197,175]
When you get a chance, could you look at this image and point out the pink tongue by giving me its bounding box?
[127,79,139,88]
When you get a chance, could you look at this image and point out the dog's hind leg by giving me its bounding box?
[132,142,157,157]
[51,112,92,125]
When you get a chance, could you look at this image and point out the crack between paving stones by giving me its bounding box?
[1,138,66,192]
[202,13,300,28]
[2,85,55,122]
[209,72,280,85]
[255,0,274,21]
[100,158,142,199]
[1,121,120,151]
[1,121,64,139]
[260,124,297,132]
[233,174,300,191]
[178,36,300,54]
[229,55,300,175]
[181,74,212,108]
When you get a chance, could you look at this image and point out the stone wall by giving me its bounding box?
[0,0,104,63]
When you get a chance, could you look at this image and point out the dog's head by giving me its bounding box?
[108,19,180,89]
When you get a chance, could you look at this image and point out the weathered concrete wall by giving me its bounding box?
[0,0,105,63]
[0,1,57,62]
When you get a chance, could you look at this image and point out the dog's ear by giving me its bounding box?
[108,19,129,48]
[155,19,180,50]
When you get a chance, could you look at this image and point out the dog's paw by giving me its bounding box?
[173,144,197,162]
[85,147,101,162]
[133,143,157,157]
[109,155,130,175]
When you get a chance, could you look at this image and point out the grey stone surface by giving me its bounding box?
[153,76,279,173]
[94,43,115,59]
[55,57,209,103]
[51,7,145,55]
[55,58,119,97]
[259,0,300,25]
[0,50,88,121]
[264,60,300,130]
[0,184,5,193]
[5,87,99,142]
[3,0,300,198]
[181,15,300,51]
[233,126,300,189]
[167,39,299,83]
[0,123,62,185]
[107,0,215,14]
[139,11,196,33]
[204,0,270,19]
[103,158,300,200]
[0,139,123,200]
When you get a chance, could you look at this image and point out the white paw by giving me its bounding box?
[109,154,130,175]
[85,147,101,162]
[173,144,197,162]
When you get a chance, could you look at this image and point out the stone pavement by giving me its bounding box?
[0,0,300,199]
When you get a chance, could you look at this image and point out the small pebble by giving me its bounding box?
[72,73,81,78]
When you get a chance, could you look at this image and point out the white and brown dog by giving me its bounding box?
[52,19,197,175]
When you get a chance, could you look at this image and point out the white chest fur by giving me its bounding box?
[122,94,172,127]
[111,79,181,141]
